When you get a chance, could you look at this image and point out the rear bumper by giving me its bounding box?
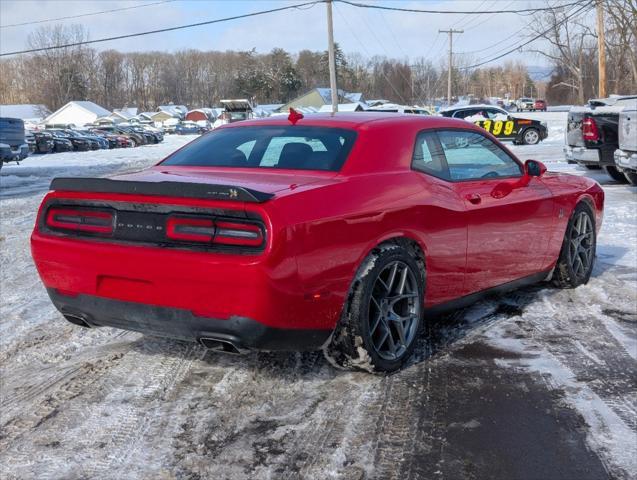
[564,145,600,164]
[614,149,637,172]
[48,288,331,351]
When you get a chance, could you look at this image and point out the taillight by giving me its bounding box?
[582,117,600,141]
[165,216,264,248]
[166,216,215,243]
[215,221,263,247]
[46,208,113,234]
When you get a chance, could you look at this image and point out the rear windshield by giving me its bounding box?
[161,126,357,171]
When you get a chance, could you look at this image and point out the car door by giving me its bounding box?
[411,131,468,305]
[435,129,554,295]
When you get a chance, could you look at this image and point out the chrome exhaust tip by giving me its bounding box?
[199,337,247,355]
[63,313,92,328]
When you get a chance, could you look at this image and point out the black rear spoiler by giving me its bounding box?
[49,177,274,203]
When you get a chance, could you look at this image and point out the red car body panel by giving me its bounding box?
[31,113,604,349]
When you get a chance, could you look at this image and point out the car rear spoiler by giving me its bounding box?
[49,177,274,203]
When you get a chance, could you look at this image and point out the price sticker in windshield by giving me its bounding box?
[474,120,516,137]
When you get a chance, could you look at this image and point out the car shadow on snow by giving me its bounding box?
[128,284,548,378]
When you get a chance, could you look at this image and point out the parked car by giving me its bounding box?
[614,107,637,185]
[72,130,109,149]
[175,122,202,135]
[27,131,55,153]
[93,126,145,146]
[564,95,637,182]
[366,104,431,115]
[47,129,97,151]
[32,112,604,372]
[90,129,131,148]
[0,117,30,168]
[533,99,547,112]
[515,97,535,111]
[47,132,74,153]
[439,104,548,145]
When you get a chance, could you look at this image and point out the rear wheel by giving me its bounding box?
[324,243,425,372]
[522,128,540,145]
[553,203,596,288]
[623,171,637,185]
[604,165,629,183]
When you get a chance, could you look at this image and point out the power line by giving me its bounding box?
[333,2,408,104]
[460,1,594,69]
[0,0,176,29]
[335,0,587,15]
[0,1,320,57]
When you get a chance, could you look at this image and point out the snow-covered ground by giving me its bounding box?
[1,116,635,479]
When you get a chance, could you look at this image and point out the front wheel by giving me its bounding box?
[522,128,540,145]
[603,165,629,183]
[553,203,596,288]
[324,243,425,372]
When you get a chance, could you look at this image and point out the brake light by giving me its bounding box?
[166,216,215,243]
[46,208,113,234]
[582,117,600,141]
[214,221,264,247]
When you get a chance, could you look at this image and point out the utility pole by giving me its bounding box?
[439,29,463,106]
[326,0,338,113]
[596,0,607,98]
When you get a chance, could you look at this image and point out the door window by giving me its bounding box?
[437,130,522,181]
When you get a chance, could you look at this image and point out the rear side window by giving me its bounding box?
[412,131,449,179]
[162,126,357,171]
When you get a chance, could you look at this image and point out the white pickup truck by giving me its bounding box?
[614,107,637,185]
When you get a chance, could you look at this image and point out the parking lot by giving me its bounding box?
[1,113,635,479]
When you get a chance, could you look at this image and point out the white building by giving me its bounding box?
[44,101,111,127]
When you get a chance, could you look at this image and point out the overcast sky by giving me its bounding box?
[0,0,586,69]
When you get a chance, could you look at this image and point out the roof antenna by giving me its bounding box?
[288,108,304,125]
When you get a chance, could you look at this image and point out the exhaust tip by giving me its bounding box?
[63,313,92,328]
[199,337,246,355]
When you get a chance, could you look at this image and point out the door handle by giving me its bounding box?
[465,193,482,205]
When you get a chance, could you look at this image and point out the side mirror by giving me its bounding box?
[525,159,547,177]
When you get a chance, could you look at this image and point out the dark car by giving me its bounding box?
[72,130,109,149]
[32,112,603,372]
[30,131,72,153]
[565,95,637,182]
[534,99,547,112]
[440,104,548,145]
[48,129,95,151]
[28,131,55,153]
[0,117,30,168]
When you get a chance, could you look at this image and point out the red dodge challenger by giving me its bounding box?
[31,112,604,372]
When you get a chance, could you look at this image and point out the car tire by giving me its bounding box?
[624,171,637,185]
[603,165,629,183]
[323,242,425,373]
[522,128,540,145]
[584,165,602,170]
[553,202,596,289]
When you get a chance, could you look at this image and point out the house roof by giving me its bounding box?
[69,101,111,117]
[0,104,50,120]
[158,105,187,117]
